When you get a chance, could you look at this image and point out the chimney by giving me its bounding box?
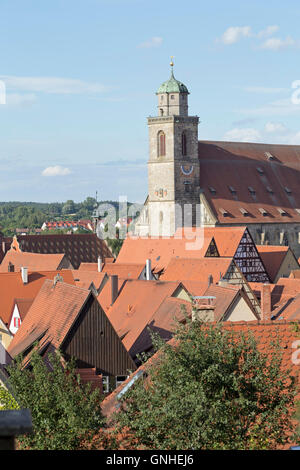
[192,296,216,322]
[98,256,102,273]
[261,283,272,321]
[2,241,6,255]
[21,267,28,284]
[146,259,151,281]
[8,262,14,273]
[111,275,118,305]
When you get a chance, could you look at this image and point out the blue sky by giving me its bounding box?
[1,0,300,203]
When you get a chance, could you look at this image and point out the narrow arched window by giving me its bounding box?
[158,131,166,157]
[182,132,187,156]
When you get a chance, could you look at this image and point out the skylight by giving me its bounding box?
[264,151,275,160]
[259,208,268,216]
[240,208,249,216]
[228,186,237,194]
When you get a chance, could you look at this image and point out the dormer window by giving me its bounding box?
[285,187,292,194]
[228,186,237,195]
[240,208,249,216]
[278,208,288,216]
[266,186,274,194]
[219,208,229,217]
[248,186,256,196]
[259,208,268,216]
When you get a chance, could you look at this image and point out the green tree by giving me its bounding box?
[113,320,297,450]
[6,349,104,450]
[0,385,20,410]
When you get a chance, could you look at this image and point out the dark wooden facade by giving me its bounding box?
[62,294,136,377]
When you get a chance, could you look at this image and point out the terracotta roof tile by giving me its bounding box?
[198,141,300,224]
[4,234,113,269]
[7,279,91,359]
[160,257,234,282]
[256,246,295,282]
[0,251,70,273]
[0,269,75,326]
[106,279,184,357]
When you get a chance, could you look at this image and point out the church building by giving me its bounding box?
[135,60,300,259]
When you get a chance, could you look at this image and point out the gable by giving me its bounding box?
[62,295,136,376]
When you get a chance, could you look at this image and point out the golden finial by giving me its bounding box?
[170,56,174,67]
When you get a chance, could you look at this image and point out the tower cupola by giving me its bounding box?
[156,58,189,117]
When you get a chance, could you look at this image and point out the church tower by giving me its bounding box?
[147,59,200,236]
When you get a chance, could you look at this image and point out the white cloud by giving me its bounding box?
[223,127,262,143]
[220,26,252,45]
[257,25,279,38]
[138,37,163,48]
[42,166,71,176]
[260,36,296,50]
[0,93,37,108]
[0,76,108,94]
[264,121,288,134]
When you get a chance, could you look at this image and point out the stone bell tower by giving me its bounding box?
[147,59,200,237]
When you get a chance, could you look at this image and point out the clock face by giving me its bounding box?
[180,165,194,176]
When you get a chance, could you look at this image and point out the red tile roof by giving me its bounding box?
[106,279,185,357]
[13,298,34,321]
[174,226,247,257]
[256,246,295,282]
[71,270,107,292]
[160,257,234,283]
[0,251,70,273]
[2,234,113,269]
[0,269,75,326]
[7,279,91,359]
[97,277,127,314]
[116,234,216,273]
[198,141,300,224]
[102,263,145,279]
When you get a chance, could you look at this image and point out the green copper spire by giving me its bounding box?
[157,58,189,95]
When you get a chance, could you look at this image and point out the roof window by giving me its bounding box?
[285,187,292,194]
[219,208,229,217]
[240,208,249,216]
[259,208,268,216]
[248,186,256,195]
[209,186,216,195]
[278,208,287,216]
[266,186,274,194]
[265,151,275,161]
[228,186,237,195]
[257,167,264,174]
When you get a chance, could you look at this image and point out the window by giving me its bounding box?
[14,317,21,328]
[170,95,175,100]
[102,376,109,394]
[0,334,2,344]
[158,131,166,157]
[116,375,127,388]
[182,132,187,156]
[160,108,164,116]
